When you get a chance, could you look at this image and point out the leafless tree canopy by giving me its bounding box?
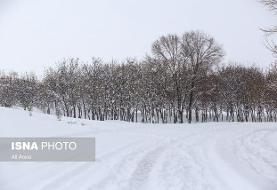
[262,0,277,12]
[261,0,277,55]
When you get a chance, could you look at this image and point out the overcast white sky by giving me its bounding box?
[0,0,276,76]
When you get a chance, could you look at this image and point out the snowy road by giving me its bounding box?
[0,108,276,190]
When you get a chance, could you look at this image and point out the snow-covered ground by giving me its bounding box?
[0,107,276,190]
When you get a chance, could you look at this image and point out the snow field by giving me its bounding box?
[0,107,276,190]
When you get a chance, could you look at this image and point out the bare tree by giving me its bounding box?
[261,0,277,55]
[181,31,224,123]
[262,0,277,12]
[151,34,186,123]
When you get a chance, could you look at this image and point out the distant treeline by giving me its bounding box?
[0,31,276,123]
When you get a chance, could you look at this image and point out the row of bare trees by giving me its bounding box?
[0,31,276,123]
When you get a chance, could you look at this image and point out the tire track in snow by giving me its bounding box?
[70,140,150,190]
[90,131,200,190]
[124,131,214,190]
[126,145,166,190]
[124,131,205,190]
[239,129,277,186]
[37,140,142,190]
[154,131,223,190]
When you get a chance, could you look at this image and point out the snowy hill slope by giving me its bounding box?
[0,107,276,190]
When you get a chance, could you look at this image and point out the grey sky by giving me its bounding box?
[0,0,275,76]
